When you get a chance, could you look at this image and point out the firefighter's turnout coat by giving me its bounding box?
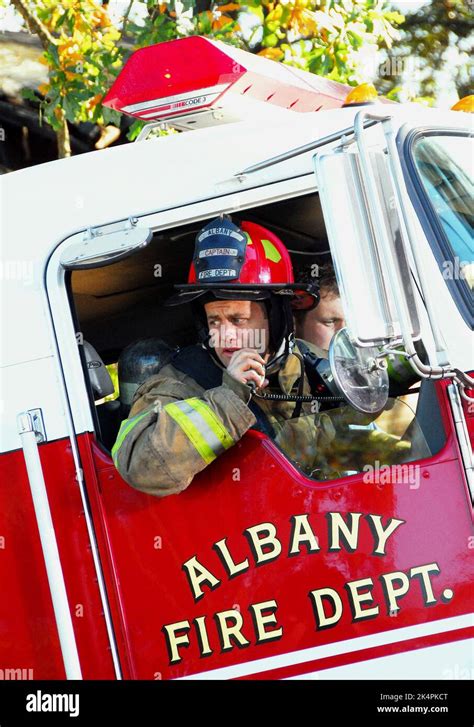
[112,344,335,496]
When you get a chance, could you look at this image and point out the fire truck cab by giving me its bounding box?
[1,36,472,681]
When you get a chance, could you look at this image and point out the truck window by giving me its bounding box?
[68,192,446,482]
[69,192,330,451]
[410,134,473,316]
[270,396,436,482]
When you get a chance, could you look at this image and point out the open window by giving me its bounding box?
[64,190,447,482]
[67,193,331,452]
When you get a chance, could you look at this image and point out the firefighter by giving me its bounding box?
[111,216,335,496]
[292,263,424,475]
[293,262,345,361]
[293,264,421,398]
[292,263,359,410]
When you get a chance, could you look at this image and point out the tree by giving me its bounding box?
[377,0,473,103]
[4,1,405,158]
[9,0,124,157]
[124,0,403,84]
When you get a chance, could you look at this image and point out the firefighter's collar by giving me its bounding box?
[277,346,308,395]
[297,338,328,360]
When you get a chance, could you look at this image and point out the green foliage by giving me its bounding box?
[9,0,407,153]
[377,0,473,102]
[126,118,178,140]
[18,0,124,133]
[126,119,147,141]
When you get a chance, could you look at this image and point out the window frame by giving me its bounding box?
[45,164,450,484]
[400,127,473,329]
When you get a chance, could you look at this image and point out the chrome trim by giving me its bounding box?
[17,412,83,680]
[380,115,451,366]
[447,383,474,501]
[353,110,452,381]
[44,278,124,680]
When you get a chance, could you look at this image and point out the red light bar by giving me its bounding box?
[103,36,352,131]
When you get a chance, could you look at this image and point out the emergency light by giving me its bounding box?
[342,82,379,107]
[451,95,474,113]
[103,35,351,133]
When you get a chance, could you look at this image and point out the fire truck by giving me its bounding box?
[0,36,472,681]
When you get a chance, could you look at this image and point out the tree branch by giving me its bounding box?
[56,107,72,158]
[10,0,72,158]
[10,0,57,49]
[121,0,135,37]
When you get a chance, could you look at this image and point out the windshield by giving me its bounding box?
[412,135,473,290]
[272,398,431,482]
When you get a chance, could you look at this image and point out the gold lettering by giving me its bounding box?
[162,620,191,664]
[309,587,343,629]
[249,600,282,643]
[366,515,405,556]
[380,570,410,614]
[244,522,282,565]
[182,556,221,602]
[214,609,250,651]
[289,515,320,555]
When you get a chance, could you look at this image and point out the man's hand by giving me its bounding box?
[226,349,269,389]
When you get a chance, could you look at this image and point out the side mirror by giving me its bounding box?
[314,145,420,347]
[329,328,389,414]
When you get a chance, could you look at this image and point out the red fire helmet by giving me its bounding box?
[166,216,319,370]
[188,220,293,287]
[168,216,318,310]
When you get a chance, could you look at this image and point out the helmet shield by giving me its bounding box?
[192,217,248,283]
[166,216,304,305]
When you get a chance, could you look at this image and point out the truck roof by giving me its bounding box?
[1,104,470,264]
